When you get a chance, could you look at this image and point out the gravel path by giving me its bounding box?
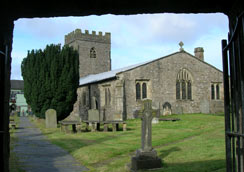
[13,116,88,172]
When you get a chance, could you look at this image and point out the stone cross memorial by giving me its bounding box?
[131,100,162,171]
[45,109,57,128]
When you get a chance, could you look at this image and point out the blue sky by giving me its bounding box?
[11,13,229,79]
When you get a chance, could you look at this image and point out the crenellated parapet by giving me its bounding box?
[65,29,111,45]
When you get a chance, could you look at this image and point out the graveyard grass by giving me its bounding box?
[32,114,226,172]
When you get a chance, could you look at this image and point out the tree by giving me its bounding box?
[21,44,79,120]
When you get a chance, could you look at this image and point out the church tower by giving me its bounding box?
[65,29,111,78]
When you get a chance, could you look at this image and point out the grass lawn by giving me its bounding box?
[32,114,226,172]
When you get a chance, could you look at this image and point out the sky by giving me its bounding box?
[11,13,229,80]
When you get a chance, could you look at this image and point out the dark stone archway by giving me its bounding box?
[1,0,243,171]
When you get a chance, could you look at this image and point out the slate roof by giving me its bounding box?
[11,80,24,90]
[79,50,222,86]
[79,59,156,86]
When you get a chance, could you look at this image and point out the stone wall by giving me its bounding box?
[77,79,125,121]
[73,51,224,120]
[118,51,224,118]
[65,29,111,78]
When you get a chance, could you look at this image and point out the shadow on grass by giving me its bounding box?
[159,147,181,159]
[156,147,226,172]
[160,159,226,172]
[48,131,134,151]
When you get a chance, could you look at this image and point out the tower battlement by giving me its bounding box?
[65,29,111,45]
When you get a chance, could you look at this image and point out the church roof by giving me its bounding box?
[11,80,24,90]
[79,61,150,86]
[79,51,222,86]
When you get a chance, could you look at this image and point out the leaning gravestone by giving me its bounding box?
[131,99,162,171]
[45,109,57,128]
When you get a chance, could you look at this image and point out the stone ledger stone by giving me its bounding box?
[45,109,57,128]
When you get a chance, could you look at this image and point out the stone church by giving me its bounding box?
[65,29,224,121]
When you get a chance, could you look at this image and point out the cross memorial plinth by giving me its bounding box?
[131,100,162,171]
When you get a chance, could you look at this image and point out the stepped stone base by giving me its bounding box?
[130,149,162,171]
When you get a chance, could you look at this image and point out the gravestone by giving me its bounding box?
[45,109,57,128]
[152,117,159,124]
[162,102,172,116]
[88,109,100,121]
[200,99,210,113]
[131,100,162,171]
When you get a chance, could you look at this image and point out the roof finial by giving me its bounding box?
[179,41,184,52]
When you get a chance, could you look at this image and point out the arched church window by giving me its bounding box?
[136,83,141,100]
[211,84,215,100]
[176,80,180,99]
[216,84,220,100]
[142,83,147,99]
[176,68,193,100]
[187,81,192,100]
[90,47,96,58]
[182,81,186,99]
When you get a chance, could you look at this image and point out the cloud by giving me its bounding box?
[11,55,24,80]
[11,13,228,79]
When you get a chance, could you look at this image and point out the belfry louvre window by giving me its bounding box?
[176,68,193,100]
[90,47,96,58]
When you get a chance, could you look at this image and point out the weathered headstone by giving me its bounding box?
[162,102,172,116]
[200,99,210,114]
[45,109,57,128]
[88,109,100,121]
[152,117,159,124]
[131,100,162,171]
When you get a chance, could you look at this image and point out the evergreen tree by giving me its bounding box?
[21,44,79,120]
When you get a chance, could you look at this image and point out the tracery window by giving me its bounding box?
[176,81,180,100]
[187,81,192,100]
[182,81,186,99]
[90,47,96,58]
[176,68,193,100]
